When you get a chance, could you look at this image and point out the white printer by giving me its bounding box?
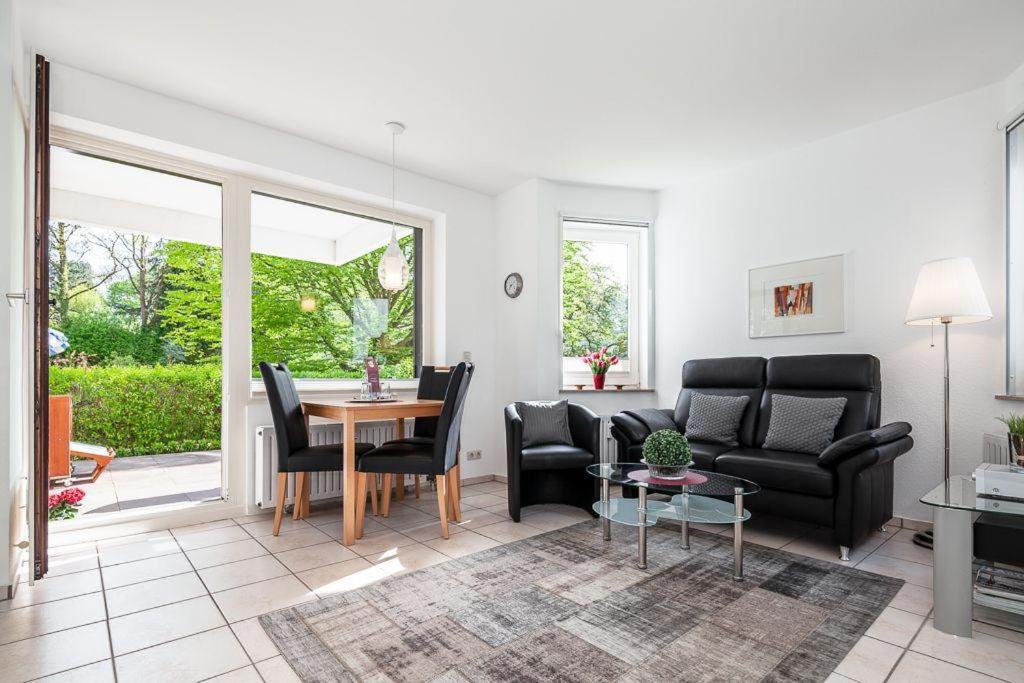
[975,463,1024,501]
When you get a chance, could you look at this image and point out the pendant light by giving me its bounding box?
[378,121,411,291]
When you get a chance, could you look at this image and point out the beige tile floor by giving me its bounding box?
[5,481,1023,682]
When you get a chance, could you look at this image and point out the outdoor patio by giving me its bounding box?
[55,451,222,522]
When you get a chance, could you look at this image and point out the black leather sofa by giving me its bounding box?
[610,354,913,558]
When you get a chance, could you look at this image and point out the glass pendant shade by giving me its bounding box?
[378,227,410,291]
[378,121,411,291]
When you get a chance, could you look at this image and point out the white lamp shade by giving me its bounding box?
[905,256,992,326]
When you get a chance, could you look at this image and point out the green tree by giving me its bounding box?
[561,240,628,358]
[161,242,223,361]
[48,221,119,325]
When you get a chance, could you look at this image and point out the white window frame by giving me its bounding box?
[245,180,433,393]
[560,217,650,388]
[45,126,438,525]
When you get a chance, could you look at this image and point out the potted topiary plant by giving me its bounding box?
[997,413,1024,469]
[641,429,693,479]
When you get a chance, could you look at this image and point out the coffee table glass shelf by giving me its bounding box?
[587,462,759,578]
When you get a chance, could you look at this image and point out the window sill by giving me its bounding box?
[251,378,420,397]
[559,387,656,393]
[996,394,1024,402]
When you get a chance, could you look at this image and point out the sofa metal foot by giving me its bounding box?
[839,546,850,562]
[879,525,888,532]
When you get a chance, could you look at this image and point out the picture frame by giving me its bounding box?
[748,254,845,338]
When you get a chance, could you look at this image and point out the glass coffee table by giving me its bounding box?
[587,462,760,579]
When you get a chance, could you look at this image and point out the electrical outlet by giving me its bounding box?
[466,450,482,461]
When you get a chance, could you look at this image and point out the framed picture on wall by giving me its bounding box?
[748,254,845,338]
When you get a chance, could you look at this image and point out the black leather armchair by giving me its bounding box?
[505,402,601,522]
[610,355,914,557]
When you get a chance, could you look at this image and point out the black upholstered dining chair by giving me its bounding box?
[356,362,474,539]
[259,362,375,536]
[504,402,601,522]
[398,365,455,498]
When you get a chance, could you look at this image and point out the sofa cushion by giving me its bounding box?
[714,447,835,497]
[674,357,766,447]
[762,394,847,454]
[684,393,750,446]
[757,355,881,444]
[688,441,732,470]
[521,444,594,470]
[515,400,573,447]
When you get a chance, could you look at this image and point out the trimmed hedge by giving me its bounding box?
[49,365,221,457]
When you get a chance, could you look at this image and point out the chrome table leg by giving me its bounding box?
[637,488,647,569]
[680,487,690,550]
[933,505,974,637]
[602,478,611,541]
[733,487,744,581]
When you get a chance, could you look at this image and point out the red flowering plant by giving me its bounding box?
[581,346,620,375]
[48,487,86,520]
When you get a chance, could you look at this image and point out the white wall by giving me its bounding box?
[0,0,28,591]
[46,65,501,502]
[493,179,661,418]
[655,82,1015,521]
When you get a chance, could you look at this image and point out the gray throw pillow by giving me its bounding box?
[515,400,574,447]
[762,394,848,455]
[684,393,750,446]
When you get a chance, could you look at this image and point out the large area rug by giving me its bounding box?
[260,520,902,682]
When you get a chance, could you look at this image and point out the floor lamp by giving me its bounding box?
[905,256,992,548]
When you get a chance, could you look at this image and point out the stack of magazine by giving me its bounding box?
[975,564,1024,616]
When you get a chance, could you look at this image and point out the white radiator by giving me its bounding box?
[255,421,410,509]
[983,432,1012,466]
[599,416,618,464]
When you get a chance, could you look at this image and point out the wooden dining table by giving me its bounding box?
[300,397,447,545]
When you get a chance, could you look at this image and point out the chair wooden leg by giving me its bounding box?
[293,472,306,520]
[301,472,312,518]
[273,472,288,536]
[355,473,367,539]
[447,465,462,522]
[435,475,449,539]
[369,475,379,516]
[396,473,405,501]
[381,474,393,517]
[414,475,420,499]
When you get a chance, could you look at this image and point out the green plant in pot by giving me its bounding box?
[642,429,693,479]
[997,413,1024,469]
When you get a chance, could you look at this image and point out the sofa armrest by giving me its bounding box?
[609,412,651,446]
[819,422,913,467]
[567,403,601,457]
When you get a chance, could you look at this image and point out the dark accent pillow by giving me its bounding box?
[515,400,574,447]
[684,393,750,446]
[762,394,848,455]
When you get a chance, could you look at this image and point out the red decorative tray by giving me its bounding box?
[627,469,708,487]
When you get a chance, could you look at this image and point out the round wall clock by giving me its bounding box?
[504,272,524,298]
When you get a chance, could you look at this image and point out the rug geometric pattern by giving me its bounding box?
[260,520,902,682]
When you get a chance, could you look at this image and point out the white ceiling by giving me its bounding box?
[22,0,1024,195]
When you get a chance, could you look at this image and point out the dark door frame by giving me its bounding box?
[32,54,50,579]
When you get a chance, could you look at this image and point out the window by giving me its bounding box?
[561,218,649,387]
[1008,117,1024,393]
[250,192,423,382]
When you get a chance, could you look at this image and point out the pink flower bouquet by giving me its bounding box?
[48,487,86,521]
[581,347,619,389]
